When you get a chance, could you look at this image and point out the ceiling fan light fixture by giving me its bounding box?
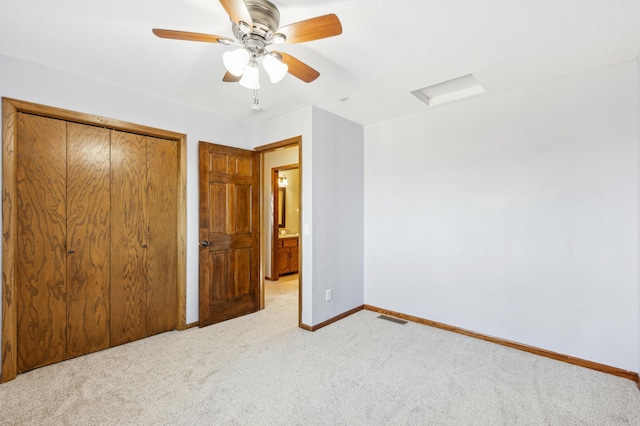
[239,63,260,89]
[263,53,288,83]
[223,48,250,76]
[272,33,286,44]
[152,2,344,94]
[238,21,252,34]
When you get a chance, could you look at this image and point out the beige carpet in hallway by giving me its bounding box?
[1,276,639,425]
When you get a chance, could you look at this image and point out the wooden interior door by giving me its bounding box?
[66,123,111,358]
[198,142,260,327]
[16,113,68,372]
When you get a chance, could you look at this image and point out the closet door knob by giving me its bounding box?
[68,249,75,254]
[200,240,210,247]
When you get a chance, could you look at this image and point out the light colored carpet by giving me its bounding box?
[1,276,640,425]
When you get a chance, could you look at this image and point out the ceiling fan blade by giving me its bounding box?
[275,14,342,44]
[273,51,320,83]
[152,28,232,44]
[223,71,241,82]
[219,0,253,27]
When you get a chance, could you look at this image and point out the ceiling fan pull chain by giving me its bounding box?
[251,87,261,112]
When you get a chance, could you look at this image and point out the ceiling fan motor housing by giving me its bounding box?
[233,0,281,43]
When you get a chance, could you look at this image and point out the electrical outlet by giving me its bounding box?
[325,288,332,301]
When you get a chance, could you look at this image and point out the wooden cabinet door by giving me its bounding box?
[290,245,299,273]
[66,123,111,358]
[277,238,298,275]
[16,114,68,372]
[198,142,260,327]
[277,245,290,275]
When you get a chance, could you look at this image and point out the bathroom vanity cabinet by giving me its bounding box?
[277,236,299,275]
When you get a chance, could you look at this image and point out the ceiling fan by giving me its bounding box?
[152,0,342,93]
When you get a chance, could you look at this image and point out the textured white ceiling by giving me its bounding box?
[1,0,639,125]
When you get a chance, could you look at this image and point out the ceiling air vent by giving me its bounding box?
[411,74,485,107]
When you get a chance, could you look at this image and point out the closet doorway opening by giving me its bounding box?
[255,136,302,326]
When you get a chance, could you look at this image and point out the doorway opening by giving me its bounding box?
[255,136,302,326]
[272,165,300,280]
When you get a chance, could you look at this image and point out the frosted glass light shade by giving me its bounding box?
[272,33,286,44]
[239,64,260,89]
[223,48,250,76]
[263,54,288,83]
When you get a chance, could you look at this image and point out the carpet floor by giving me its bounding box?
[1,276,639,425]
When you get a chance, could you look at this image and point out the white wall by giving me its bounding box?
[0,54,251,330]
[311,106,365,325]
[364,60,640,372]
[262,146,299,278]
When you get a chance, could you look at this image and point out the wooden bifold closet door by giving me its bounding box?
[15,113,177,373]
[110,130,178,346]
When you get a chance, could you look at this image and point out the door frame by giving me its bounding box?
[1,98,188,383]
[254,136,302,325]
[271,164,299,281]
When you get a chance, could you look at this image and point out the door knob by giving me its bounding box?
[68,249,75,254]
[200,240,210,247]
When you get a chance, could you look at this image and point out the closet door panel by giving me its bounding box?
[66,123,111,358]
[110,130,148,346]
[146,137,178,335]
[15,114,67,371]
